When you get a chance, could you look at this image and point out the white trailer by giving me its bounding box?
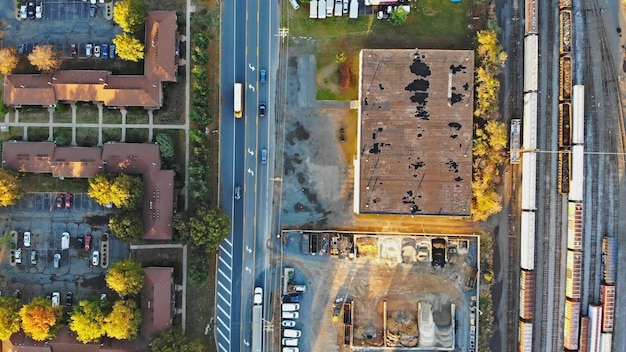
[310,0,318,18]
[318,0,326,19]
[334,0,342,16]
[326,0,334,16]
[349,0,358,18]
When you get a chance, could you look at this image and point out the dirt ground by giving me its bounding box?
[279,232,476,351]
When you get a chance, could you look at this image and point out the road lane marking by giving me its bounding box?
[218,268,232,282]
[219,244,232,257]
[218,342,229,352]
[217,309,231,330]
[218,292,231,306]
[218,281,231,295]
[218,255,232,270]
[217,328,230,343]
[224,237,232,246]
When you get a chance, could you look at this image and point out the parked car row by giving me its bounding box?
[20,2,42,20]
[48,292,73,306]
[281,303,302,349]
[84,43,116,59]
[55,193,73,209]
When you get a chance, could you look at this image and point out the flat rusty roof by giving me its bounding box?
[357,49,473,216]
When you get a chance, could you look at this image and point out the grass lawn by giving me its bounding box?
[76,128,99,146]
[153,82,186,125]
[103,128,122,143]
[103,109,123,124]
[26,127,50,142]
[53,104,73,124]
[0,127,24,141]
[52,127,72,145]
[21,174,89,193]
[185,253,216,347]
[126,128,149,143]
[284,0,472,100]
[126,108,150,124]
[18,107,49,123]
[76,107,100,124]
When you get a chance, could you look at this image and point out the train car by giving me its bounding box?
[525,0,538,35]
[572,85,585,145]
[511,119,521,164]
[559,102,572,147]
[559,0,572,8]
[519,270,535,320]
[559,56,572,101]
[521,153,537,211]
[520,211,536,270]
[524,35,538,92]
[523,92,538,150]
[518,320,533,352]
[569,145,584,202]
[580,316,590,352]
[557,150,571,194]
[602,237,617,285]
[589,305,603,352]
[600,333,612,352]
[560,10,572,54]
[600,284,615,333]
[564,299,581,350]
[567,202,583,250]
[565,250,582,300]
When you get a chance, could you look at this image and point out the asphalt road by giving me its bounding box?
[216,0,279,351]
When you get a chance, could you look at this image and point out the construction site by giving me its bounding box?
[278,231,479,351]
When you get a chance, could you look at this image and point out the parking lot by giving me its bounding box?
[0,193,128,307]
[2,0,121,56]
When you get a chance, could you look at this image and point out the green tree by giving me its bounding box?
[104,300,141,340]
[389,7,409,25]
[105,259,144,296]
[0,296,22,340]
[0,169,25,206]
[0,48,20,75]
[188,250,210,285]
[112,33,145,62]
[20,297,62,341]
[151,328,205,352]
[69,299,106,343]
[113,0,147,33]
[109,211,144,242]
[28,45,62,73]
[186,207,231,253]
[156,133,175,159]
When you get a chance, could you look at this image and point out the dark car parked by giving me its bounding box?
[431,238,447,268]
[55,194,64,209]
[66,292,73,306]
[259,102,266,117]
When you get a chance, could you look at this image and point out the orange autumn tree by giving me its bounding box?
[20,297,62,341]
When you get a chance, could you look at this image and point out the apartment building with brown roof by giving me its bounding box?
[3,12,179,109]
[2,141,174,240]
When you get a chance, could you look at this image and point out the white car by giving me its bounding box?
[282,338,298,347]
[254,287,263,305]
[90,0,97,4]
[283,348,299,352]
[282,311,299,319]
[35,3,42,19]
[15,249,22,264]
[51,292,60,307]
[94,45,101,58]
[85,43,93,57]
[282,320,296,328]
[20,5,27,19]
[23,232,31,247]
[53,253,61,268]
[92,251,99,266]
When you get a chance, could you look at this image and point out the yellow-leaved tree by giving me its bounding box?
[112,33,145,62]
[0,48,20,75]
[104,300,141,340]
[113,0,147,33]
[20,297,62,341]
[88,173,143,209]
[105,259,144,297]
[0,296,22,340]
[69,299,106,343]
[0,169,25,207]
[28,45,62,73]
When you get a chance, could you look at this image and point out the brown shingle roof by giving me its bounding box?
[3,12,178,108]
[141,267,174,341]
[2,141,173,240]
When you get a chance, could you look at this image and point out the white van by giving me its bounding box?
[282,303,300,311]
[283,329,302,338]
[289,0,300,10]
[254,287,263,305]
